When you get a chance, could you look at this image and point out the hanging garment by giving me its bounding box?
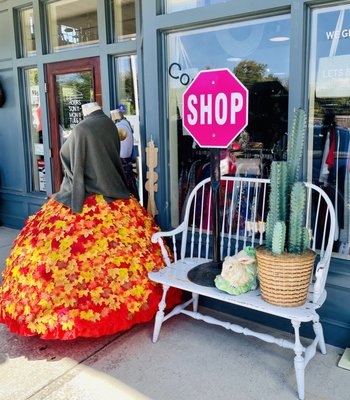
[0,195,181,339]
[325,128,336,170]
[319,130,331,185]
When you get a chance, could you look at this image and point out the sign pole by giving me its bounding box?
[187,148,223,286]
[211,148,221,263]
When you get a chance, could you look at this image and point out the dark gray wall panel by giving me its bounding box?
[0,193,45,228]
[27,199,45,217]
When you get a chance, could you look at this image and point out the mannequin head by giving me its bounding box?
[110,109,124,123]
[82,102,101,117]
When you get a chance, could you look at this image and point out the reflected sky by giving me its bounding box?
[168,15,290,84]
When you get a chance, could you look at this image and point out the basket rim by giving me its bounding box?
[256,246,316,260]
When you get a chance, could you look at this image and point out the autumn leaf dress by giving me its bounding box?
[0,107,181,339]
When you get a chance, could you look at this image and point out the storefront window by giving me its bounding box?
[46,0,98,53]
[114,55,138,115]
[111,0,136,42]
[167,15,290,226]
[112,55,141,201]
[18,7,36,57]
[166,0,230,13]
[309,5,350,258]
[25,68,45,192]
[112,55,139,142]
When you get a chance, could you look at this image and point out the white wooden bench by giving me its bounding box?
[148,176,336,400]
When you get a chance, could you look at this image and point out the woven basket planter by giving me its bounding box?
[256,247,316,307]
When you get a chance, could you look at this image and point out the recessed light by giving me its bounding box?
[269,36,290,42]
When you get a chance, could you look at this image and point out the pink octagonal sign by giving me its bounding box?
[183,68,248,148]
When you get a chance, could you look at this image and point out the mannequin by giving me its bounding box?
[110,108,134,158]
[0,102,181,339]
[111,108,139,199]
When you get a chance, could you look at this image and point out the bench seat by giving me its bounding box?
[149,258,323,323]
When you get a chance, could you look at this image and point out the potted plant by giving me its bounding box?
[256,108,316,307]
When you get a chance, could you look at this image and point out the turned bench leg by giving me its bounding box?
[192,293,199,312]
[152,284,169,343]
[292,320,305,400]
[313,318,326,354]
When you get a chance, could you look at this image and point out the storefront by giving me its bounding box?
[0,0,349,347]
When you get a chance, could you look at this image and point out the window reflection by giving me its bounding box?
[166,0,230,13]
[113,56,139,152]
[55,72,94,144]
[167,15,290,225]
[114,55,138,115]
[111,0,136,42]
[309,6,350,258]
[25,68,45,192]
[46,0,98,53]
[112,55,141,202]
[18,7,36,57]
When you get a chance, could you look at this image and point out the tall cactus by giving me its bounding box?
[287,108,307,190]
[288,182,306,254]
[272,221,286,255]
[265,161,288,249]
[266,108,310,255]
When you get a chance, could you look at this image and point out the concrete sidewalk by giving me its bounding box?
[0,226,349,400]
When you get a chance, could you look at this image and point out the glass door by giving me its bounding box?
[46,57,101,192]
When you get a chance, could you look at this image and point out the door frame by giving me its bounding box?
[46,57,101,192]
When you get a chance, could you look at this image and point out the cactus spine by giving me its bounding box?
[266,108,310,255]
[287,108,307,191]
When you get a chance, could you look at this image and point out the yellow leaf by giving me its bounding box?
[38,299,52,309]
[28,321,47,335]
[62,320,74,331]
[132,285,145,299]
[118,268,128,280]
[69,309,80,318]
[45,282,55,294]
[80,270,94,283]
[77,289,89,297]
[11,266,20,278]
[80,310,100,322]
[5,303,16,316]
[59,236,76,250]
[62,297,76,307]
[50,252,61,263]
[55,220,67,229]
[90,287,103,298]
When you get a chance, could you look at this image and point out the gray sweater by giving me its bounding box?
[54,110,130,213]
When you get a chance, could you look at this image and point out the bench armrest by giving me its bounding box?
[151,220,188,243]
[312,258,330,305]
[151,220,188,266]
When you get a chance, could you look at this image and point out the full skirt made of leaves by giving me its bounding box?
[0,195,181,339]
